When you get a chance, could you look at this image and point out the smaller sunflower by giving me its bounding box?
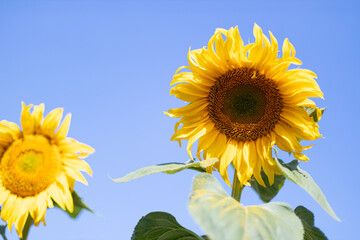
[0,103,93,237]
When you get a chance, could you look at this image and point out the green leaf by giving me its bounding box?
[274,157,340,221]
[201,235,210,240]
[303,107,325,123]
[250,170,286,203]
[295,206,328,240]
[54,191,94,219]
[131,211,202,240]
[188,173,304,240]
[112,158,218,182]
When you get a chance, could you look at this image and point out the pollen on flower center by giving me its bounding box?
[222,84,267,124]
[208,67,283,142]
[17,151,43,173]
[0,134,61,197]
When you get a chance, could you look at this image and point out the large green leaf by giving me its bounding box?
[112,158,218,182]
[274,157,340,221]
[188,173,304,240]
[250,171,286,203]
[54,191,93,219]
[131,211,203,240]
[295,206,327,240]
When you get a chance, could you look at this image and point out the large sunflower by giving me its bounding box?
[166,24,323,187]
[0,103,93,237]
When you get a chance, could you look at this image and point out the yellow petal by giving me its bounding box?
[63,157,92,176]
[275,123,304,153]
[60,138,95,158]
[171,126,198,141]
[167,99,208,117]
[21,102,35,135]
[262,160,275,186]
[187,121,214,160]
[41,108,63,136]
[56,113,71,140]
[253,161,265,187]
[219,140,237,186]
[34,194,47,224]
[48,184,66,210]
[14,199,30,236]
[293,152,309,161]
[32,103,45,132]
[0,189,10,204]
[64,166,88,185]
[0,121,21,140]
[231,143,244,186]
[197,128,219,160]
[206,133,228,158]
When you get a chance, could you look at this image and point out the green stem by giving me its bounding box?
[20,217,33,240]
[231,170,244,202]
[0,227,7,240]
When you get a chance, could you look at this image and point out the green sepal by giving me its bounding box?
[131,211,203,240]
[274,156,340,221]
[188,173,304,240]
[250,170,286,203]
[53,191,93,219]
[112,158,218,183]
[295,206,328,240]
[303,107,325,123]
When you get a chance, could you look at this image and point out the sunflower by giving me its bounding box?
[0,103,93,237]
[166,24,323,187]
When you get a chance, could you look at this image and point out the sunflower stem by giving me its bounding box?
[21,217,33,240]
[0,227,7,240]
[231,171,244,202]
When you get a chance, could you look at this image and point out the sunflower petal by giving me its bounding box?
[41,108,64,136]
[21,103,35,135]
[56,113,71,140]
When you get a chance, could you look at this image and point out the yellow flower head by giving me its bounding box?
[167,24,323,187]
[0,103,94,237]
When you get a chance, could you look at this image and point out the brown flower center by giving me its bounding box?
[208,67,283,142]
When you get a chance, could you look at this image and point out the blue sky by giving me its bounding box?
[0,0,358,239]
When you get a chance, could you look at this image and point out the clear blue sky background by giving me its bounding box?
[0,0,358,239]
